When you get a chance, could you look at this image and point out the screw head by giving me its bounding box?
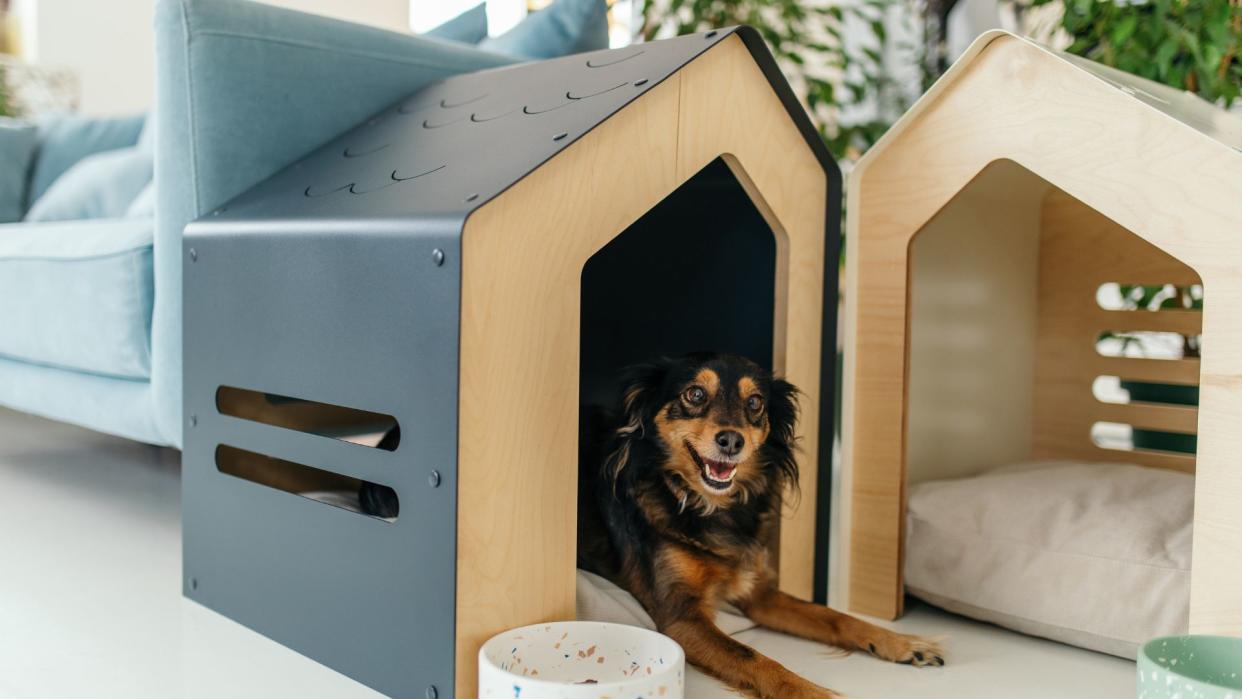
[634,78,649,87]
[432,249,445,266]
[190,578,198,591]
[465,193,479,202]
[428,470,441,488]
[188,248,197,262]
[553,132,568,141]
[706,30,718,38]
[425,686,438,699]
[189,414,198,428]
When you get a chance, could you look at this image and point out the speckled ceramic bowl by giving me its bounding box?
[479,621,684,699]
[1138,635,1242,699]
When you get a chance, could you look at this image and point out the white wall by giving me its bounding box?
[23,0,408,116]
[27,0,156,115]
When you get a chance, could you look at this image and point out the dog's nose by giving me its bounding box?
[715,430,744,456]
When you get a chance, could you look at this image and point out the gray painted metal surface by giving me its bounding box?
[183,26,840,698]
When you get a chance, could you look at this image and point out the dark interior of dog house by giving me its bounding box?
[579,157,777,412]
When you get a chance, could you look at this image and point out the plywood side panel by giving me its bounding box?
[676,35,828,600]
[456,74,684,698]
[905,161,1045,486]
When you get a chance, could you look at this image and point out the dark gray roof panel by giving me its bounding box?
[209,29,759,225]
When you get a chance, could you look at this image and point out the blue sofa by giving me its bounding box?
[0,0,606,447]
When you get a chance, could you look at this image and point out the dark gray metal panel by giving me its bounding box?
[182,218,461,699]
[206,30,739,224]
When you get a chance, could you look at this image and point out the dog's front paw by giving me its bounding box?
[865,632,945,667]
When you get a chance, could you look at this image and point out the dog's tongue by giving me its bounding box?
[707,460,734,479]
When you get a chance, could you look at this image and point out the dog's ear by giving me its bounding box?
[763,377,801,493]
[605,360,670,484]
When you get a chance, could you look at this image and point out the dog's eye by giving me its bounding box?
[683,386,707,406]
[746,395,764,413]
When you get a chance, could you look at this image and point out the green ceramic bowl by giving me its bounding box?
[1138,635,1242,699]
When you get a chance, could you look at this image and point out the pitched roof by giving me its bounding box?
[208,27,834,225]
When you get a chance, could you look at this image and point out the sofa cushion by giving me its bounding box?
[0,118,38,223]
[25,146,153,222]
[126,181,156,218]
[30,113,146,205]
[480,0,609,59]
[0,218,153,379]
[424,3,488,44]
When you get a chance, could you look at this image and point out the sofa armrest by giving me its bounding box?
[151,0,515,447]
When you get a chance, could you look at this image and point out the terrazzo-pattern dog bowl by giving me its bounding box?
[479,621,684,698]
[1138,635,1242,699]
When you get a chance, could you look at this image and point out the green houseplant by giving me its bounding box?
[637,0,926,163]
[1028,0,1241,108]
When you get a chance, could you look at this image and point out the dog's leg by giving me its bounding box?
[660,611,843,699]
[738,586,944,667]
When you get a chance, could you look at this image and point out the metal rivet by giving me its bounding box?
[634,78,648,87]
[190,578,198,591]
[189,248,197,262]
[553,132,568,141]
[425,686,438,699]
[432,249,445,266]
[189,415,198,428]
[706,30,718,38]
[428,470,441,488]
[465,193,479,202]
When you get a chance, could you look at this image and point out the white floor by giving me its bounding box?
[0,407,1136,698]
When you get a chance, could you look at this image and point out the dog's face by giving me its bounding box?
[612,354,799,512]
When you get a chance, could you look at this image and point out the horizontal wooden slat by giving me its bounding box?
[1091,444,1197,474]
[1092,400,1199,434]
[1092,355,1201,385]
[1090,309,1203,336]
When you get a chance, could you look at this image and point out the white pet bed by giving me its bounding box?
[904,459,1193,658]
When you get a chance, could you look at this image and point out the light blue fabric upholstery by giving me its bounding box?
[29,113,145,205]
[424,3,488,44]
[0,219,153,380]
[152,0,516,446]
[127,182,156,218]
[480,0,609,59]
[0,354,162,444]
[0,118,38,223]
[0,0,605,447]
[25,147,153,222]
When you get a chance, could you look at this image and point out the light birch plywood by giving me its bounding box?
[1032,190,1201,474]
[838,30,1242,634]
[455,35,830,696]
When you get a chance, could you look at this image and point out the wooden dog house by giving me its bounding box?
[183,28,840,698]
[835,31,1242,636]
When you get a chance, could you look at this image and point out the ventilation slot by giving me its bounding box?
[215,445,398,520]
[216,386,399,450]
[1090,422,1196,470]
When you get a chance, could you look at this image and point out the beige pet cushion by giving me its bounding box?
[905,460,1192,658]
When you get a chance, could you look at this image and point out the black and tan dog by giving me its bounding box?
[577,353,943,699]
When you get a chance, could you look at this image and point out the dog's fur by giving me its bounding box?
[578,353,943,699]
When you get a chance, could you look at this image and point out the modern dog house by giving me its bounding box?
[835,31,1242,636]
[183,29,840,699]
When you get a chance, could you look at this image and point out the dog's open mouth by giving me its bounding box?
[685,441,737,491]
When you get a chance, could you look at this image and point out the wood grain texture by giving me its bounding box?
[1033,189,1202,471]
[839,31,1242,631]
[455,35,830,696]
